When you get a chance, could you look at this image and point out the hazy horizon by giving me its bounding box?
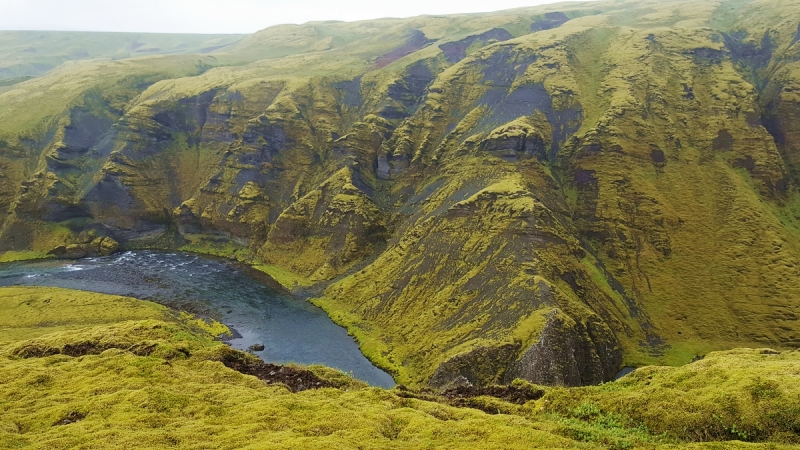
[0,0,588,35]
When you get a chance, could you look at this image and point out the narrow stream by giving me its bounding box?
[0,251,396,388]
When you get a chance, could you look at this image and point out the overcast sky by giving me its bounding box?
[0,0,585,35]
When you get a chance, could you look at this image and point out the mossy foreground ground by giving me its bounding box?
[0,287,799,449]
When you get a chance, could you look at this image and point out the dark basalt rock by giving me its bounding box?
[394,382,545,415]
[152,89,217,135]
[174,201,203,235]
[479,127,548,161]
[503,309,622,386]
[428,308,622,388]
[376,154,392,180]
[530,12,570,32]
[376,30,433,68]
[47,245,67,258]
[54,412,86,427]
[240,118,289,161]
[722,31,773,70]
[76,230,96,244]
[379,62,435,120]
[428,344,520,388]
[689,47,725,64]
[332,76,363,107]
[61,109,113,154]
[651,146,666,166]
[475,56,582,159]
[64,244,88,259]
[217,349,335,392]
[746,111,762,128]
[124,89,219,159]
[712,129,734,151]
[83,174,141,228]
[574,169,598,186]
[735,155,756,172]
[480,47,536,86]
[442,383,545,407]
[14,338,157,358]
[683,84,695,100]
[439,28,513,64]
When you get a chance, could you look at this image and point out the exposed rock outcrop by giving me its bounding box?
[428,344,520,389]
[504,310,622,386]
[48,233,120,259]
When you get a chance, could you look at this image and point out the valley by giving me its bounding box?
[2,0,800,446]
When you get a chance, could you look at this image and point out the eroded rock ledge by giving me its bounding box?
[429,309,622,388]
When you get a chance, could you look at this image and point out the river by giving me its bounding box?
[0,251,395,388]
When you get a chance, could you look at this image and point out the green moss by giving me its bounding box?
[0,287,167,343]
[511,308,549,346]
[178,234,252,260]
[177,312,232,340]
[544,348,800,444]
[0,250,52,263]
[253,263,314,289]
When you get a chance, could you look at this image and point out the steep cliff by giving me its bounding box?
[1,0,800,388]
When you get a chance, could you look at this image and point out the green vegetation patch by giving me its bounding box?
[544,349,800,445]
[0,251,53,264]
[253,263,314,289]
[178,234,252,261]
[0,287,166,343]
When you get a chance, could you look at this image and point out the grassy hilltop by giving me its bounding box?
[0,0,800,399]
[0,31,244,87]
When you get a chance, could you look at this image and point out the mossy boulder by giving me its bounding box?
[98,237,119,256]
[48,234,119,259]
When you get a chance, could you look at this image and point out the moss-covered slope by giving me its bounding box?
[2,0,800,388]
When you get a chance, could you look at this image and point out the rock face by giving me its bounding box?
[427,306,622,388]
[2,0,800,387]
[503,310,622,387]
[428,344,520,389]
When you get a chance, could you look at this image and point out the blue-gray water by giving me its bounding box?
[0,251,395,388]
[614,367,636,380]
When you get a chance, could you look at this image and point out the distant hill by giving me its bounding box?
[0,30,244,83]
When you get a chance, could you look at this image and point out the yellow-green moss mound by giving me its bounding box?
[545,348,800,446]
[0,286,167,342]
[1,287,799,448]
